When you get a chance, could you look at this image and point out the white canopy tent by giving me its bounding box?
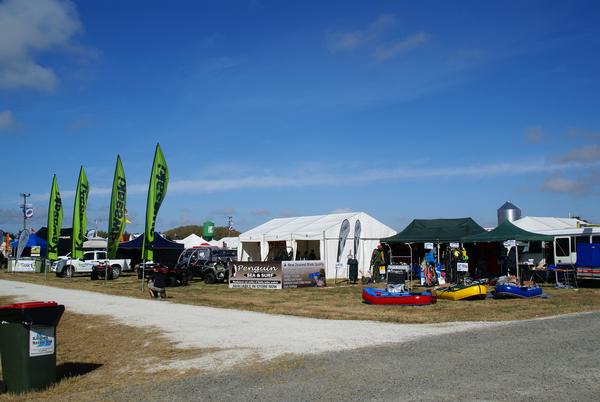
[83,237,107,249]
[217,237,239,249]
[238,212,396,279]
[513,216,600,236]
[175,233,212,249]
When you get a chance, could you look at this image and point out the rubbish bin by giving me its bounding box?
[347,258,358,284]
[0,301,65,394]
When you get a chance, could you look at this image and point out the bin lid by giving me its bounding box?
[0,301,59,310]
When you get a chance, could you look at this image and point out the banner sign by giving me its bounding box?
[143,144,169,261]
[457,262,469,272]
[14,260,36,272]
[30,246,41,257]
[108,155,127,259]
[353,220,361,258]
[229,262,283,289]
[336,219,350,262]
[503,240,516,248]
[29,325,55,357]
[47,174,63,261]
[16,230,30,260]
[283,260,326,288]
[450,242,460,248]
[72,166,89,260]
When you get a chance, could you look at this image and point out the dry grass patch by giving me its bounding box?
[1,272,600,324]
[0,296,214,401]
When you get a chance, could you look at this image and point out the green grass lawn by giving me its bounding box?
[1,271,600,323]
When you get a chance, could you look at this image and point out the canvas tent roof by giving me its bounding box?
[512,216,592,235]
[84,237,107,249]
[218,236,239,249]
[462,220,553,242]
[118,232,184,250]
[11,233,47,249]
[36,227,73,239]
[175,233,211,248]
[239,212,395,241]
[382,218,485,243]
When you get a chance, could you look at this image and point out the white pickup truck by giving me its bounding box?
[51,250,131,278]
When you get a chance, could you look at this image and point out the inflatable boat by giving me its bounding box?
[435,283,488,301]
[362,288,436,305]
[493,284,543,299]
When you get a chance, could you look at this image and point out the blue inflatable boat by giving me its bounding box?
[494,284,543,299]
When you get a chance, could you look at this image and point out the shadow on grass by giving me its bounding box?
[57,362,103,380]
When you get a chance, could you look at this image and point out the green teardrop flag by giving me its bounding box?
[142,144,168,261]
[47,174,63,260]
[108,155,127,259]
[72,166,89,259]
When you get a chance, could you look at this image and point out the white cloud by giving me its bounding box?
[372,32,430,61]
[211,207,236,216]
[327,14,429,61]
[0,110,19,132]
[542,168,600,197]
[253,209,270,217]
[0,0,84,91]
[551,144,600,164]
[31,156,600,203]
[524,127,545,143]
[327,13,396,53]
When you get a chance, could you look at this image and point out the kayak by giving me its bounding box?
[436,283,488,301]
[362,287,436,305]
[494,284,543,299]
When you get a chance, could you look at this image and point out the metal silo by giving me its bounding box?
[497,201,522,225]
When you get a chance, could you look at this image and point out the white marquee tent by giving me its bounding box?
[513,216,600,236]
[175,233,211,249]
[238,212,396,279]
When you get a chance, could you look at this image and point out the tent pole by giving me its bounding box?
[515,242,520,283]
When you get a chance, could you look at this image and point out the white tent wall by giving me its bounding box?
[237,212,396,278]
[323,236,383,279]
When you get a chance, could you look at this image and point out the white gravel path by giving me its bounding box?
[0,280,504,371]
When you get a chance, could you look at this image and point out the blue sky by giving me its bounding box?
[1,0,599,234]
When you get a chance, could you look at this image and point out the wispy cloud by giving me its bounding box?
[550,144,600,164]
[211,206,236,216]
[0,0,90,91]
[326,14,428,61]
[372,32,430,61]
[542,169,600,197]
[567,127,600,141]
[252,209,270,217]
[66,116,94,133]
[524,126,545,143]
[32,157,599,202]
[0,110,20,132]
[327,13,396,53]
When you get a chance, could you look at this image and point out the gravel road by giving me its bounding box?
[2,280,598,401]
[104,311,600,401]
[0,280,502,371]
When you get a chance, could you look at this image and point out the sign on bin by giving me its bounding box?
[457,262,469,272]
[29,325,55,357]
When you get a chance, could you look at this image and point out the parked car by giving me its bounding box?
[51,250,131,278]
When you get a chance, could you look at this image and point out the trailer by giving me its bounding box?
[575,243,600,280]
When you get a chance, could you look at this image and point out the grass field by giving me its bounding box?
[2,271,600,324]
[0,295,212,401]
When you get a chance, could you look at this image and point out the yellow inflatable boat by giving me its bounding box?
[435,283,488,301]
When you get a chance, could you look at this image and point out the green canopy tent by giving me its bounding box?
[382,218,486,243]
[381,218,486,281]
[461,220,553,279]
